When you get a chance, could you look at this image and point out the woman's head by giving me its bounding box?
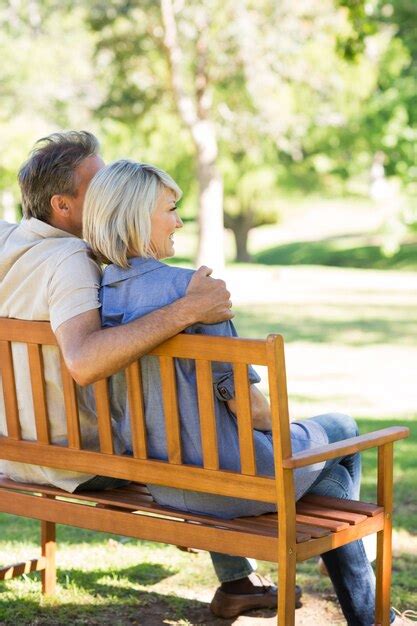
[83,159,182,267]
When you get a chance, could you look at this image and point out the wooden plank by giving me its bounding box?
[0,341,21,439]
[159,357,182,464]
[27,344,50,444]
[149,334,268,365]
[125,362,147,459]
[296,502,367,525]
[41,496,56,595]
[0,478,298,542]
[294,522,331,539]
[233,363,256,475]
[283,426,409,469]
[0,319,56,345]
[0,438,278,502]
[266,335,297,626]
[296,512,385,562]
[301,494,383,517]
[0,489,278,563]
[93,380,114,454]
[0,557,46,580]
[195,360,218,470]
[375,443,394,626]
[60,356,81,449]
[295,513,350,532]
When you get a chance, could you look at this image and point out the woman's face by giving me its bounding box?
[149,186,183,259]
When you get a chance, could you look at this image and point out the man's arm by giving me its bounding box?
[227,386,272,431]
[56,266,233,386]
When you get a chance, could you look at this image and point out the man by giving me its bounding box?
[0,131,282,618]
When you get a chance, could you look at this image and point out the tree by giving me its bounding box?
[0,0,98,219]
[222,157,278,262]
[88,0,379,265]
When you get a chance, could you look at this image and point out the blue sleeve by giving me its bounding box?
[184,320,261,401]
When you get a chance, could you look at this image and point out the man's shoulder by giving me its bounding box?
[0,220,19,240]
[51,238,98,271]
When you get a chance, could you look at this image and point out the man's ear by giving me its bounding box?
[50,194,70,216]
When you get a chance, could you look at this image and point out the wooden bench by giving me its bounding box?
[0,318,409,625]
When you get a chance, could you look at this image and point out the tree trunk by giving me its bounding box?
[161,0,225,274]
[225,213,252,263]
[193,121,224,274]
[233,224,251,263]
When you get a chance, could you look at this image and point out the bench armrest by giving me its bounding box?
[282,426,410,469]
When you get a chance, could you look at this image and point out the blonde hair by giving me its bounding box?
[83,159,182,268]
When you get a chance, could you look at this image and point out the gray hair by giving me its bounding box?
[18,131,99,222]
[83,159,182,268]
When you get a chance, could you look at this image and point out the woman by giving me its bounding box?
[83,160,394,625]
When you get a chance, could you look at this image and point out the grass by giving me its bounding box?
[254,237,417,271]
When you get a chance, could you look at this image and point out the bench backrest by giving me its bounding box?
[0,318,295,512]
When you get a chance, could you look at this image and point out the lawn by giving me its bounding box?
[0,262,415,625]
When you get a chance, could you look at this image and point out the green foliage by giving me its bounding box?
[255,236,417,270]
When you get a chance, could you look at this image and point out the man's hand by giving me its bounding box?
[186,266,233,324]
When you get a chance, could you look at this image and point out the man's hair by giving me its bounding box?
[83,159,182,268]
[18,131,99,221]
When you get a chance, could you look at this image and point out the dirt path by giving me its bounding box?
[127,589,345,625]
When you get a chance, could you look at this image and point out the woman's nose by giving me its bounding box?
[176,215,183,228]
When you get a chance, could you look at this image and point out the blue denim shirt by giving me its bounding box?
[100,257,263,472]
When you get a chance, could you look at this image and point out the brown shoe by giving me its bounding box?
[210,575,302,619]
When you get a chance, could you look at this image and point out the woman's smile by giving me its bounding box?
[150,187,183,259]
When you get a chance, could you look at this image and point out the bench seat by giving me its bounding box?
[0,474,384,569]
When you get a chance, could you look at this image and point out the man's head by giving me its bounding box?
[18,131,104,237]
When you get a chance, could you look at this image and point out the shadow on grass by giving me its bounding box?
[0,560,278,625]
[0,585,238,625]
[254,238,417,270]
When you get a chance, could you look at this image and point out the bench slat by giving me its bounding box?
[60,356,81,449]
[159,356,182,464]
[149,334,268,365]
[294,522,331,538]
[0,341,21,439]
[93,380,114,454]
[301,494,383,517]
[0,478,311,543]
[296,513,350,532]
[125,362,147,459]
[27,344,50,444]
[296,502,367,525]
[195,360,219,470]
[0,558,46,580]
[233,363,256,475]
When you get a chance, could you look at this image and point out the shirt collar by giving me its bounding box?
[20,217,79,240]
[101,257,166,286]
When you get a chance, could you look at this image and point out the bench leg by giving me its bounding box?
[277,546,296,626]
[375,526,392,626]
[41,520,56,595]
[375,443,393,626]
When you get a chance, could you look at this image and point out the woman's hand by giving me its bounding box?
[185,266,234,324]
[227,385,272,431]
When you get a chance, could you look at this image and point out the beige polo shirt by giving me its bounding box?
[0,217,122,492]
